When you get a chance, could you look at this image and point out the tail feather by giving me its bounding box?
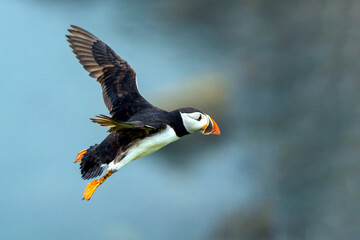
[80,144,104,179]
[79,133,122,180]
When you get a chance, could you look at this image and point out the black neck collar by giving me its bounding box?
[169,110,189,137]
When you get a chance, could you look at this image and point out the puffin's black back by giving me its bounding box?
[127,107,191,138]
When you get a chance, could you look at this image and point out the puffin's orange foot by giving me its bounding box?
[81,171,113,200]
[82,179,100,200]
[75,149,87,163]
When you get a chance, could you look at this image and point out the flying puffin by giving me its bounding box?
[66,25,221,200]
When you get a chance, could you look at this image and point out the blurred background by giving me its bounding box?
[1,0,360,239]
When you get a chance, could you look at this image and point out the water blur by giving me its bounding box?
[1,0,360,239]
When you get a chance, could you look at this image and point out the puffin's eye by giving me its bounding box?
[197,115,202,121]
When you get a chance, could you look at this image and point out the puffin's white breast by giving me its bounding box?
[107,125,180,171]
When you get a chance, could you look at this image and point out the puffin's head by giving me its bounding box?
[179,107,221,135]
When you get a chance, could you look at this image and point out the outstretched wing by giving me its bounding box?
[66,25,152,121]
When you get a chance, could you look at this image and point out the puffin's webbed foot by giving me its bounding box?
[82,171,113,200]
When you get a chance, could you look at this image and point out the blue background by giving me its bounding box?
[1,0,360,239]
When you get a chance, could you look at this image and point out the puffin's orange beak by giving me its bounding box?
[202,115,221,135]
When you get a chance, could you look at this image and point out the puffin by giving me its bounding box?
[66,25,221,200]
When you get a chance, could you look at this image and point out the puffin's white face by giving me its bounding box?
[180,111,221,135]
